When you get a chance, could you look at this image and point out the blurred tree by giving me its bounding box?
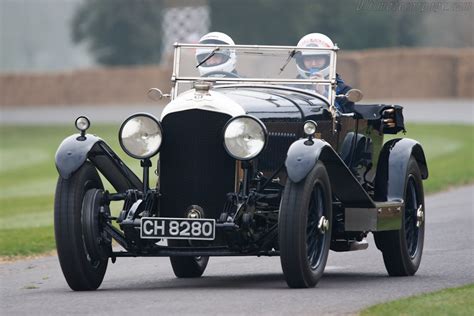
[208,0,421,49]
[71,0,423,66]
[72,0,163,65]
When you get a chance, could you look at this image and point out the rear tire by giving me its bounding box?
[54,162,108,291]
[279,161,332,288]
[168,240,209,278]
[374,157,425,276]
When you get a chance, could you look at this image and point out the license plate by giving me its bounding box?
[140,217,216,240]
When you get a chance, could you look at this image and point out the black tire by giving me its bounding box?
[279,161,332,288]
[168,240,209,278]
[374,157,425,276]
[54,162,108,291]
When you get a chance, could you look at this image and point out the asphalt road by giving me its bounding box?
[1,185,473,315]
[1,99,473,125]
[0,99,472,314]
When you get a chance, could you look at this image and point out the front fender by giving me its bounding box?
[285,138,375,208]
[55,134,142,192]
[375,138,428,201]
[55,134,101,179]
[285,138,327,183]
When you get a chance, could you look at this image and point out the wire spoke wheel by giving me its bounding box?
[306,184,328,270]
[374,157,425,276]
[279,161,332,288]
[404,176,421,259]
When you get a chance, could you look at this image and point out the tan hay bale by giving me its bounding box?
[338,51,362,89]
[0,66,172,106]
[1,48,472,106]
[356,48,458,99]
[456,49,474,98]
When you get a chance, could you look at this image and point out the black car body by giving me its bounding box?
[54,43,428,290]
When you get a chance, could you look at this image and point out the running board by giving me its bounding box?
[344,199,404,232]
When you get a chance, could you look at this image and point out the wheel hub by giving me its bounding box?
[416,205,424,227]
[318,216,329,234]
[82,189,111,262]
[186,205,204,219]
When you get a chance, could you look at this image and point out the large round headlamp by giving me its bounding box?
[223,116,267,160]
[119,113,163,159]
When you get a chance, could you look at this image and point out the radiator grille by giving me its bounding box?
[258,132,297,171]
[159,110,235,220]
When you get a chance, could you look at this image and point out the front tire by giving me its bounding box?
[374,157,425,276]
[279,161,332,288]
[168,240,209,278]
[54,162,108,291]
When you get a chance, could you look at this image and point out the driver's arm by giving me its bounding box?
[335,74,354,113]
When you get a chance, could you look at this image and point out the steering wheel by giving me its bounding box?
[202,71,240,78]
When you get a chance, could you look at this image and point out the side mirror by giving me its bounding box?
[147,88,170,101]
[345,89,363,103]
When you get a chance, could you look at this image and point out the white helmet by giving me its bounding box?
[295,33,334,79]
[195,32,236,76]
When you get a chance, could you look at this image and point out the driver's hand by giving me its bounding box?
[310,73,326,95]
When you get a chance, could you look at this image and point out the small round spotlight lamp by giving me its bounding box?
[75,116,90,137]
[303,120,317,137]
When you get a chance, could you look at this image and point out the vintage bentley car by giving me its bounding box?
[54,43,428,290]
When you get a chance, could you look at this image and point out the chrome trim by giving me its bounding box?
[175,43,340,51]
[160,90,246,120]
[173,76,335,84]
[416,205,424,227]
[318,216,330,234]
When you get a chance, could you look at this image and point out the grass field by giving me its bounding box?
[0,124,148,257]
[360,283,474,316]
[0,123,473,257]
